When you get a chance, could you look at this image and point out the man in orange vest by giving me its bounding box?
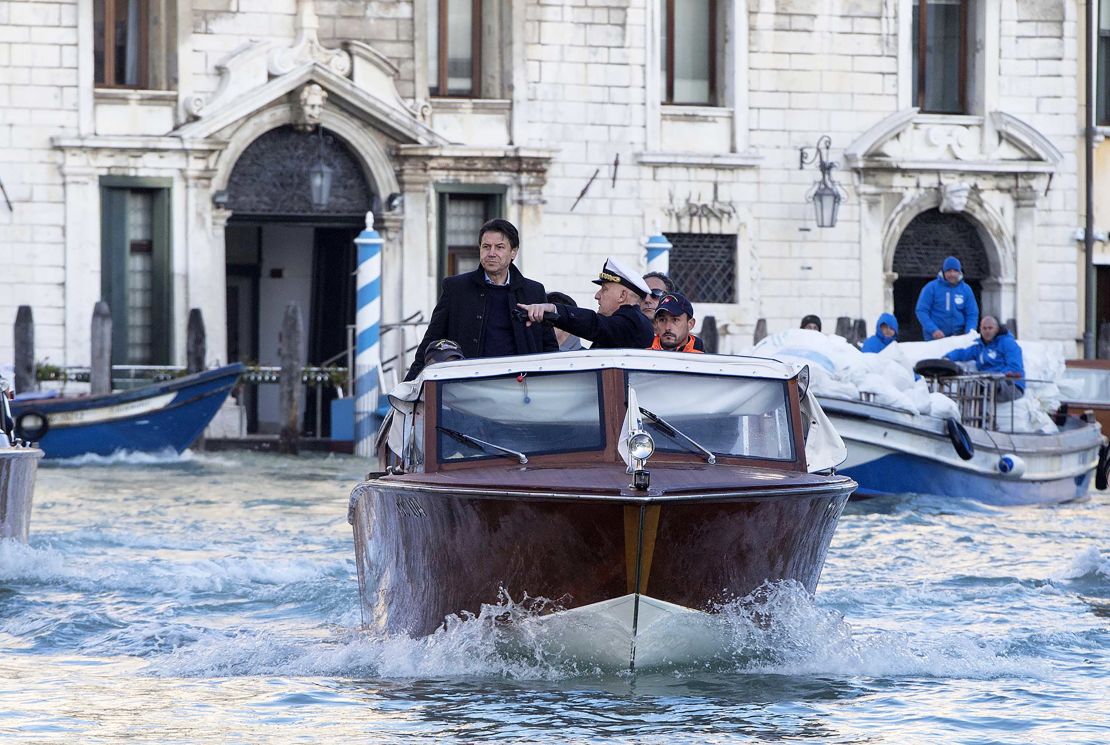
[647,293,703,353]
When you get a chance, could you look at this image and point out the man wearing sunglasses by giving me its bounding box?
[639,271,675,318]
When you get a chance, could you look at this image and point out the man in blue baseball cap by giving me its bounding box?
[915,255,979,340]
[647,292,703,353]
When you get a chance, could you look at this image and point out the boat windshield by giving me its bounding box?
[627,371,796,461]
[436,370,604,462]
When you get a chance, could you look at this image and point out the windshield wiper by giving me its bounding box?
[436,426,528,464]
[639,407,716,464]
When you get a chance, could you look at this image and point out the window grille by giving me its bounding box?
[664,233,736,304]
[892,209,988,278]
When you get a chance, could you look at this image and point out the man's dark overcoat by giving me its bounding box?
[405,264,558,380]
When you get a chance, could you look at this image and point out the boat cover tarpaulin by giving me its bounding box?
[745,329,1067,434]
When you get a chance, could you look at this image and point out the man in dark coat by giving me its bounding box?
[516,256,654,349]
[404,218,558,380]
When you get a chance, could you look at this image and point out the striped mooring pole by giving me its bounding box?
[354,211,383,458]
[644,232,671,276]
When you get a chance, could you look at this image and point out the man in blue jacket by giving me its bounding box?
[943,316,1025,401]
[915,256,979,340]
[861,313,898,353]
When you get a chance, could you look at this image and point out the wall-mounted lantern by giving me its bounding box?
[798,135,845,228]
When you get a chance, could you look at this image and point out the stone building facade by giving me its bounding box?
[0,0,1090,388]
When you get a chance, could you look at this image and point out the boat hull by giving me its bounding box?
[11,364,243,459]
[0,447,42,542]
[350,478,853,641]
[820,396,1101,505]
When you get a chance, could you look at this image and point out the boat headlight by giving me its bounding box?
[628,431,655,461]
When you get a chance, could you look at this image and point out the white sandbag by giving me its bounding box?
[929,391,961,419]
[996,396,1058,434]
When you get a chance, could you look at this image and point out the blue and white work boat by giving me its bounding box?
[1,375,42,541]
[9,363,244,459]
[819,363,1108,505]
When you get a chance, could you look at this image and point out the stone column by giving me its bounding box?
[61,157,100,366]
[396,161,433,379]
[857,184,887,324]
[184,162,227,367]
[1012,187,1039,339]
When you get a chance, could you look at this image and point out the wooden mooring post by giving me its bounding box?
[13,305,34,395]
[279,303,304,455]
[701,315,719,354]
[753,318,767,344]
[186,308,206,375]
[90,301,112,395]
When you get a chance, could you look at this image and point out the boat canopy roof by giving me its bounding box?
[407,349,798,387]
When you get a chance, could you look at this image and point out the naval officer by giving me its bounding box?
[516,257,654,349]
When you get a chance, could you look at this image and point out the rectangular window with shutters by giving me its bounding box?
[664,233,737,304]
[911,0,969,114]
[660,0,717,105]
[435,189,504,285]
[429,0,481,97]
[94,0,176,90]
[1100,1,1110,124]
[100,178,173,365]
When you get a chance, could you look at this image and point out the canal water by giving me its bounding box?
[2,451,1108,743]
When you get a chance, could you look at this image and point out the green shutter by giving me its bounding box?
[100,186,130,366]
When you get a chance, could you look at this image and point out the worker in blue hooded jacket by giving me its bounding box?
[943,316,1025,401]
[861,313,898,353]
[915,256,979,340]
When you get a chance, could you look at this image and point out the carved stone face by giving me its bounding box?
[296,84,328,130]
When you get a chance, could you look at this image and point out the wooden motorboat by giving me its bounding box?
[348,350,855,667]
[1,377,42,542]
[1061,359,1110,435]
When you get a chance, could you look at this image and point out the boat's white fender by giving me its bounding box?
[998,454,1026,478]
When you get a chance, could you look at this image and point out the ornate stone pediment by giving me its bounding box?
[175,0,441,146]
[844,108,1062,174]
[174,61,446,147]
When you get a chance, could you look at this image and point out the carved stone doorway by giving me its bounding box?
[223,125,374,435]
[892,209,989,341]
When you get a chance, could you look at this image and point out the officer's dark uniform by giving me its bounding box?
[548,257,654,349]
[551,303,653,349]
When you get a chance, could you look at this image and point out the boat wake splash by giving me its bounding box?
[142,581,1049,681]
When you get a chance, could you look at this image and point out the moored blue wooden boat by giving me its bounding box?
[10,364,244,459]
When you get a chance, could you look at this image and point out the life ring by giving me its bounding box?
[945,418,974,461]
[15,410,49,442]
[1096,442,1110,491]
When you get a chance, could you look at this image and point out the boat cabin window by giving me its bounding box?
[436,371,604,462]
[627,372,796,461]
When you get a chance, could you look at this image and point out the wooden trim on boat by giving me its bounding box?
[358,478,857,504]
[624,503,661,594]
